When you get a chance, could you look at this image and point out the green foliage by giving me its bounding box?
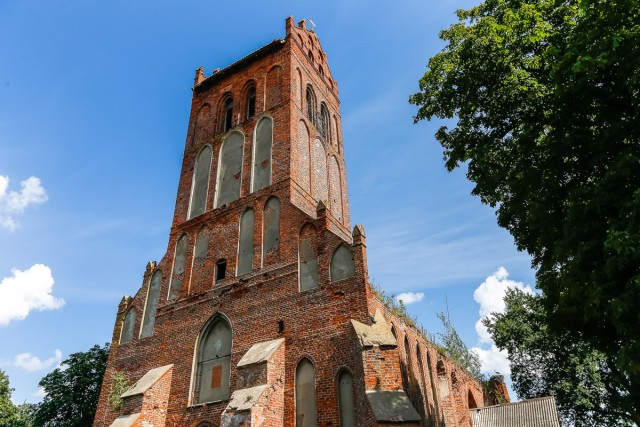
[486,289,634,426]
[411,0,640,423]
[0,370,33,427]
[437,311,484,382]
[107,371,130,412]
[34,344,109,427]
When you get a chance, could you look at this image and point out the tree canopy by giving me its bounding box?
[33,344,109,427]
[0,370,33,427]
[410,0,639,423]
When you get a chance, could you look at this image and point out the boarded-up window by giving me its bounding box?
[120,308,136,344]
[140,270,162,338]
[266,66,282,108]
[189,146,212,219]
[295,359,317,427]
[216,132,244,208]
[237,209,254,276]
[191,228,209,291]
[252,117,272,192]
[328,156,343,221]
[338,371,356,427]
[168,234,189,301]
[330,245,355,282]
[299,225,318,291]
[312,139,328,202]
[297,121,310,192]
[263,197,280,258]
[195,317,232,403]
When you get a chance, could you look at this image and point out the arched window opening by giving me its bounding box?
[319,65,324,79]
[120,308,136,344]
[308,50,314,64]
[237,209,255,276]
[295,358,317,427]
[330,245,355,282]
[140,271,162,338]
[252,117,273,192]
[246,86,256,119]
[215,132,244,208]
[299,225,318,291]
[437,360,450,398]
[338,371,356,427]
[319,104,329,140]
[168,234,189,301]
[188,146,212,219]
[224,96,234,132]
[306,86,316,124]
[262,197,281,260]
[216,259,227,283]
[193,316,232,403]
[390,324,397,339]
[468,390,478,409]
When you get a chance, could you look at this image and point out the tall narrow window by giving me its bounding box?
[246,86,256,119]
[295,358,317,427]
[338,371,356,427]
[194,316,232,403]
[330,245,355,282]
[262,197,280,260]
[224,97,233,132]
[215,132,244,208]
[140,271,162,338]
[306,86,316,124]
[252,117,273,192]
[168,234,189,301]
[191,228,209,292]
[237,208,254,276]
[319,104,329,140]
[120,308,136,344]
[216,259,227,282]
[299,225,318,291]
[188,146,212,219]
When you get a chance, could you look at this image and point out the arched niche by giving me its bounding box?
[168,234,189,301]
[295,358,317,427]
[338,371,356,427]
[192,103,212,147]
[266,65,283,108]
[191,227,209,291]
[120,307,136,344]
[330,244,355,282]
[312,139,328,202]
[297,120,311,192]
[262,197,280,259]
[252,116,272,192]
[298,224,318,291]
[237,208,254,276]
[216,132,244,208]
[189,145,212,219]
[328,156,343,221]
[140,270,162,338]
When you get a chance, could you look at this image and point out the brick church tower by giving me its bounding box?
[94,17,506,427]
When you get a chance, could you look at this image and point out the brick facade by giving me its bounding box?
[93,17,507,427]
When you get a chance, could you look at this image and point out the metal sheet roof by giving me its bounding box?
[470,396,562,427]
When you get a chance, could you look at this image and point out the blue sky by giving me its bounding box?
[0,0,536,404]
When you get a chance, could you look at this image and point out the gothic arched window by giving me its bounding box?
[338,371,356,427]
[262,197,280,260]
[193,316,232,403]
[140,270,162,338]
[295,358,317,427]
[319,103,329,140]
[330,245,355,282]
[223,96,233,132]
[237,208,254,276]
[252,117,272,192]
[168,234,189,301]
[120,308,136,344]
[215,132,244,208]
[188,145,212,219]
[306,86,316,124]
[246,85,256,119]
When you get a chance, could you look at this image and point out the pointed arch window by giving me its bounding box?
[338,371,356,427]
[262,197,280,260]
[246,86,256,119]
[295,358,317,427]
[252,117,273,192]
[188,146,212,219]
[224,96,234,132]
[120,308,136,344]
[168,234,189,301]
[237,208,254,276]
[319,104,329,140]
[306,86,316,124]
[193,316,232,403]
[330,245,355,282]
[140,270,162,338]
[215,132,244,208]
[299,225,318,291]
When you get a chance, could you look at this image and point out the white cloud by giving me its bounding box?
[34,387,47,398]
[472,267,534,374]
[0,175,48,231]
[13,349,62,372]
[395,291,425,305]
[0,264,64,326]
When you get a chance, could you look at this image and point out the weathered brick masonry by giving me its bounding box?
[94,17,507,427]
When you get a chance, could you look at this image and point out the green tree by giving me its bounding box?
[0,370,33,427]
[437,311,484,382]
[34,344,109,427]
[410,0,639,422]
[486,289,635,425]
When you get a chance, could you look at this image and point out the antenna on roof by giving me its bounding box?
[306,18,316,29]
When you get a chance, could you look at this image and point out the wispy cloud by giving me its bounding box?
[0,175,48,231]
[0,264,64,326]
[11,349,62,372]
[396,291,425,305]
[471,267,535,375]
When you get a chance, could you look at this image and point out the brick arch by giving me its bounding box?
[240,79,257,120]
[216,91,234,134]
[191,103,212,147]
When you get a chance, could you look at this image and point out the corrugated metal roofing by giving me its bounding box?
[470,396,562,427]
